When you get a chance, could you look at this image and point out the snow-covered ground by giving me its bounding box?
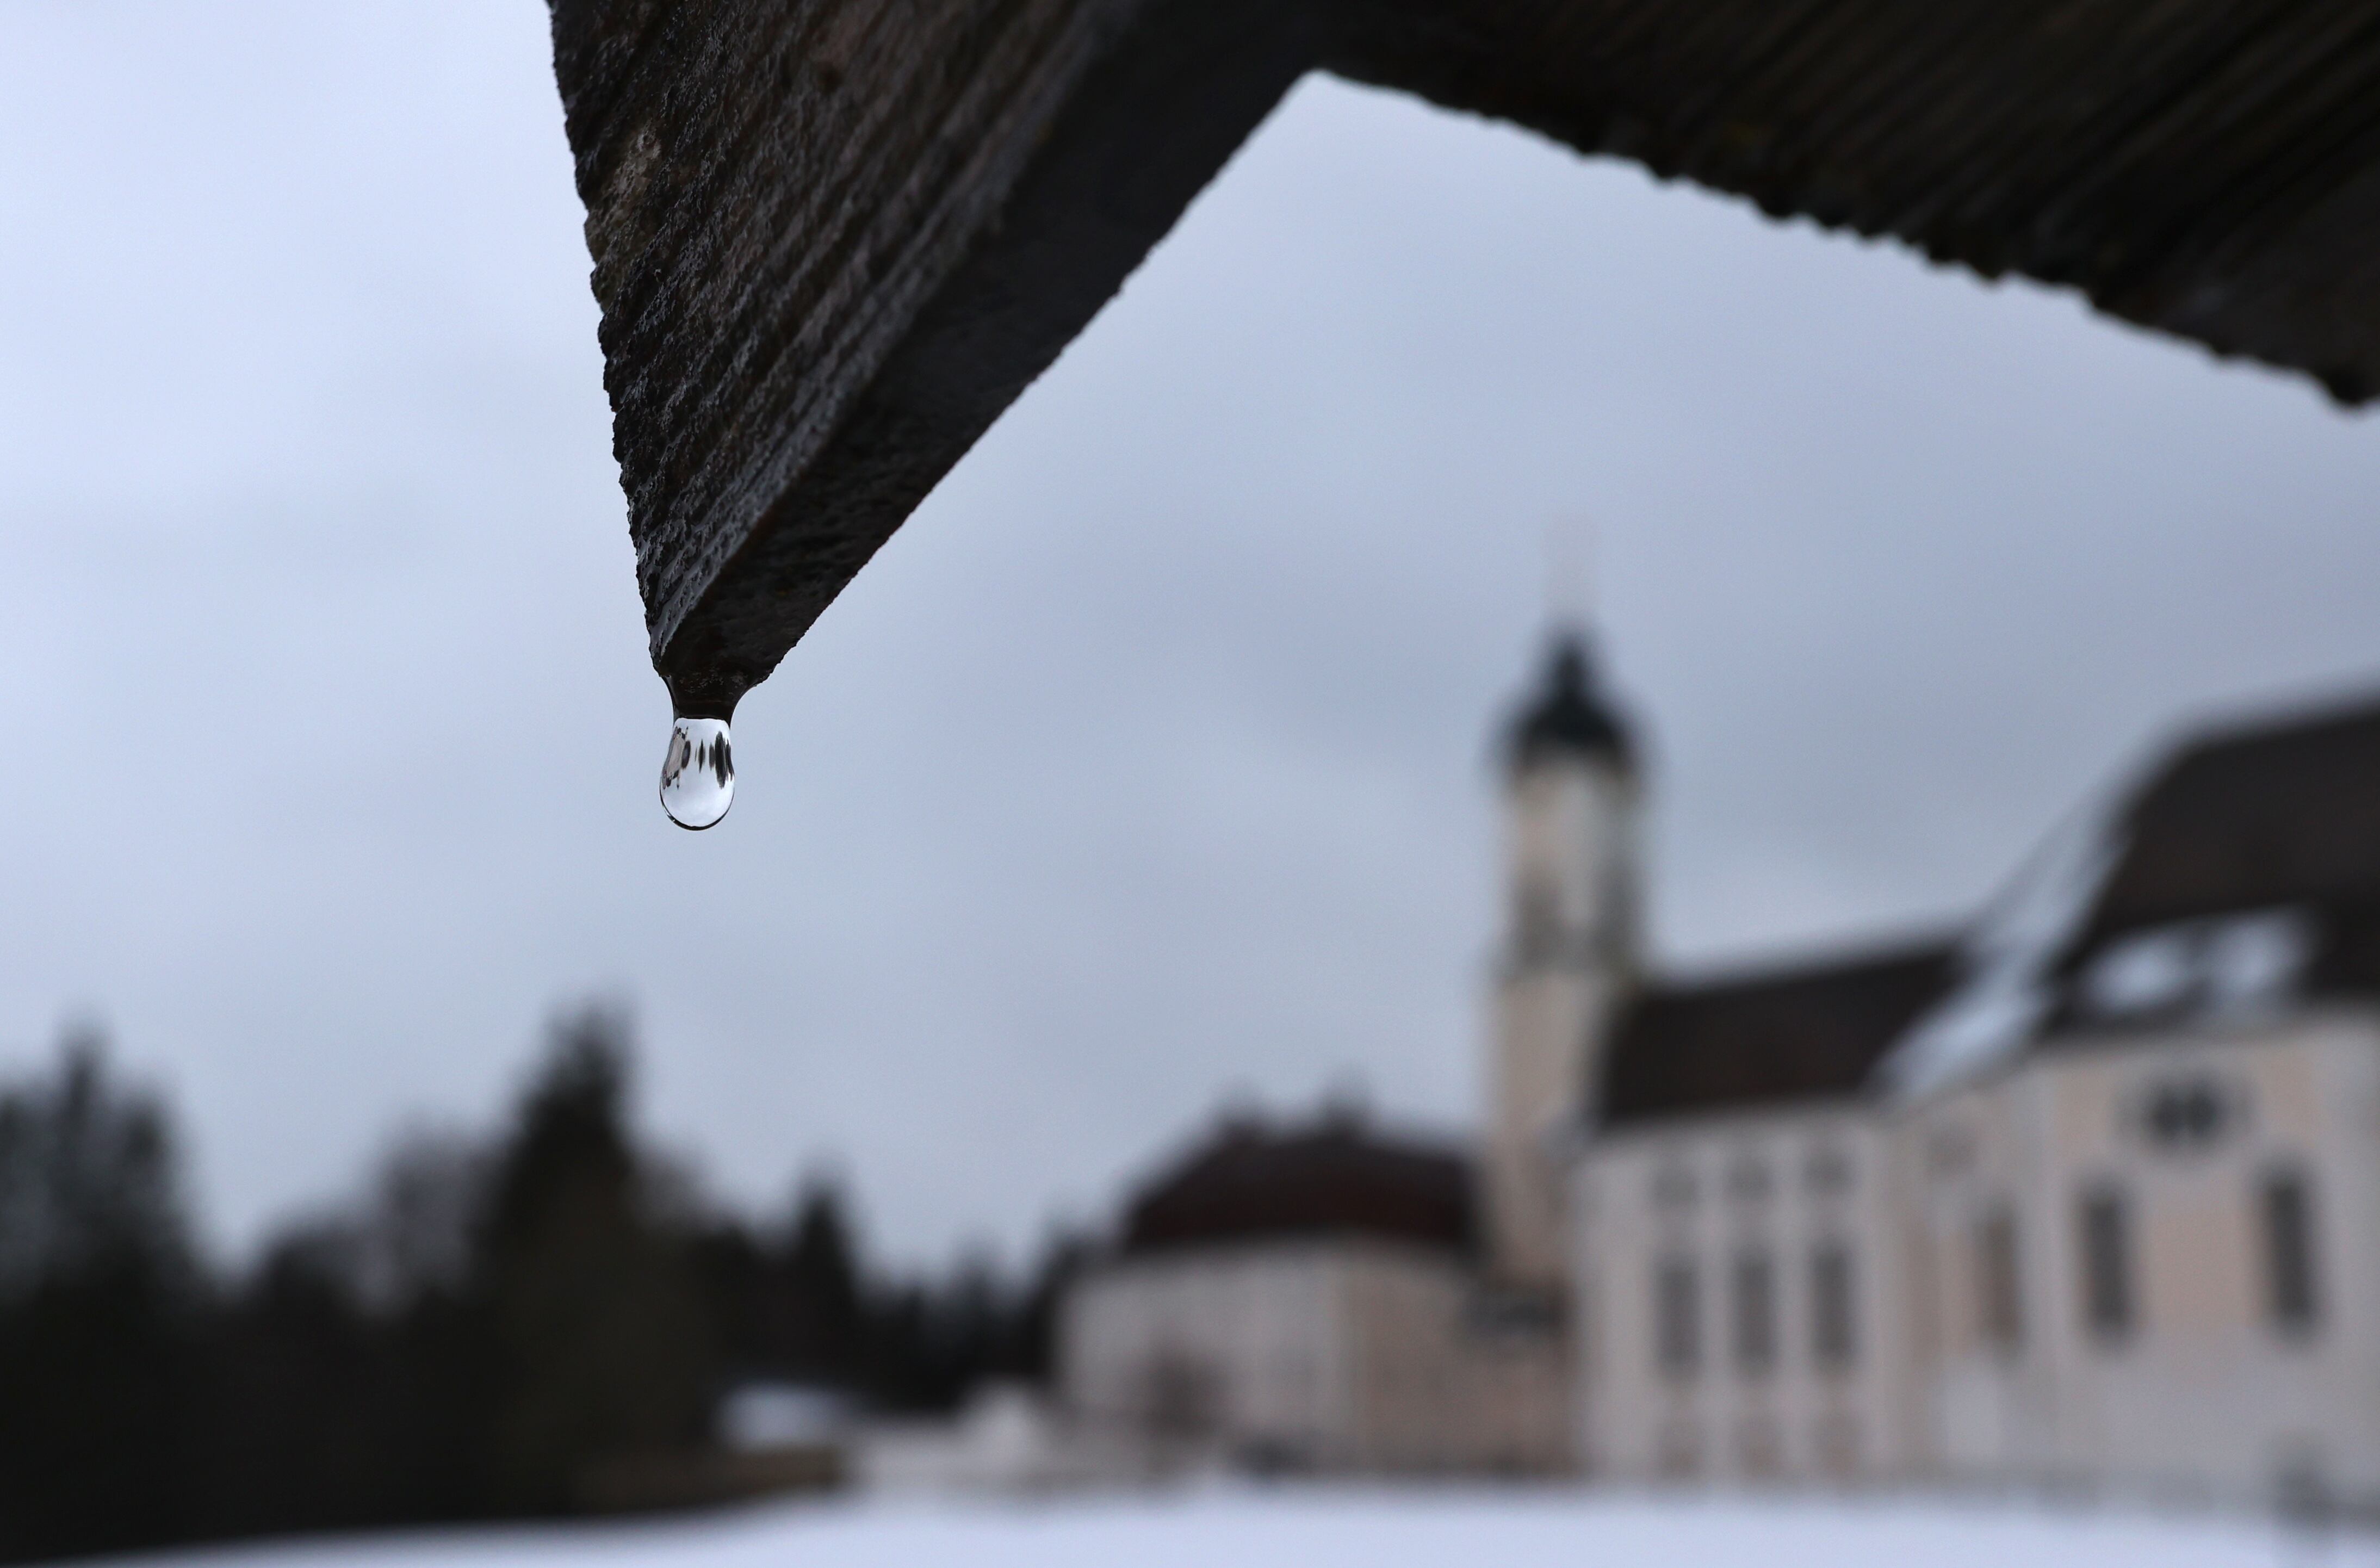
[111,1489,2377,1568]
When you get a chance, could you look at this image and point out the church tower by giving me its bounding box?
[1485,631,1640,1288]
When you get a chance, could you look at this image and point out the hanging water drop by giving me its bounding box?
[659,716,734,829]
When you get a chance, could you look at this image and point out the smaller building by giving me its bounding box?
[1058,1111,1567,1476]
[1056,633,1635,1480]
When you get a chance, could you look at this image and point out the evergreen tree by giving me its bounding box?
[0,1032,201,1560]
[783,1178,864,1380]
[194,1133,497,1540]
[0,1003,1074,1558]
[472,1006,712,1512]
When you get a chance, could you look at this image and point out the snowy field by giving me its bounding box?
[113,1490,2378,1568]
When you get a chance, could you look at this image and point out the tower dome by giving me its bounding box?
[1505,631,1634,774]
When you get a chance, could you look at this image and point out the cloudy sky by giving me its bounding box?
[5,3,2377,1269]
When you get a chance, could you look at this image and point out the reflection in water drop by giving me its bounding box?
[659,717,734,830]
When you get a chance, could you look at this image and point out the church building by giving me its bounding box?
[1062,634,2380,1511]
[1561,646,2380,1512]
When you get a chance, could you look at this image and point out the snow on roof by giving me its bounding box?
[1875,794,2125,1101]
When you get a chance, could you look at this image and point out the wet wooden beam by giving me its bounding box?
[549,0,2380,716]
[547,0,1324,717]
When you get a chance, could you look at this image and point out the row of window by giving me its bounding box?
[1650,1149,1855,1210]
[1653,1243,1857,1378]
[2071,1167,2318,1343]
[1647,1168,2320,1380]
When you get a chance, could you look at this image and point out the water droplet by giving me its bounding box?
[659,716,734,830]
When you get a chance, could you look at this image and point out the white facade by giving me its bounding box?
[1059,1236,1565,1474]
[1901,1008,2380,1507]
[1573,1105,1918,1482]
[1570,1003,2380,1511]
[1553,665,2380,1513]
[1061,636,2380,1513]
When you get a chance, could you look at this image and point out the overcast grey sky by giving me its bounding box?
[5,3,2377,1269]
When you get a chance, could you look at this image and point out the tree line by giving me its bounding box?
[0,1009,1079,1563]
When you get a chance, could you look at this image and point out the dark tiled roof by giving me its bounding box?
[2042,692,2380,1027]
[1506,634,1634,773]
[1600,940,1958,1128]
[2069,697,2380,947]
[1119,1116,1474,1256]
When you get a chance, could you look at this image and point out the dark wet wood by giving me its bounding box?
[548,0,2380,715]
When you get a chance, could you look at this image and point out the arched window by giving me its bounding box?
[1732,1250,1776,1374]
[1976,1205,2023,1353]
[1654,1256,1701,1378]
[2077,1185,2134,1343]
[2261,1166,2320,1337]
[1811,1243,1857,1368]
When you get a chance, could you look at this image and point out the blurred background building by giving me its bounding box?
[1057,630,2380,1516]
[1573,673,2380,1515]
[1057,1107,1565,1475]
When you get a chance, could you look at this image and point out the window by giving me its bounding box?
[1516,876,1560,944]
[1805,1144,1854,1195]
[2140,1077,2234,1152]
[2078,1186,2134,1342]
[1655,1257,1701,1378]
[1651,1164,1698,1210]
[2204,912,2311,1012]
[1927,1125,1974,1178]
[2083,928,2196,1017]
[1976,1206,2023,1352]
[1732,1250,1776,1374]
[1811,1243,1857,1368]
[2261,1167,2320,1336]
[2084,914,2311,1020]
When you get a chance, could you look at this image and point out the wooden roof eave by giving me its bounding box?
[548,0,2380,715]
